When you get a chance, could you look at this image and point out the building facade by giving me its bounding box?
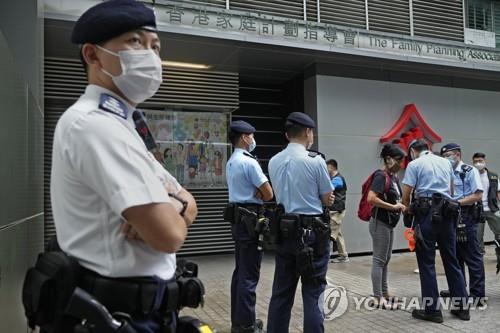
[2,1,500,329]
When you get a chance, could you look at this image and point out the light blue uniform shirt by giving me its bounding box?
[402,151,454,199]
[226,148,269,204]
[268,143,333,215]
[451,161,483,200]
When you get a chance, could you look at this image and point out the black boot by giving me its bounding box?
[232,320,265,333]
[412,309,444,323]
[451,309,470,321]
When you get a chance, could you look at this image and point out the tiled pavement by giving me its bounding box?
[181,246,500,333]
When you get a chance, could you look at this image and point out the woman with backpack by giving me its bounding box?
[367,143,406,309]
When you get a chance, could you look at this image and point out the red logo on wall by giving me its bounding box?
[380,104,442,164]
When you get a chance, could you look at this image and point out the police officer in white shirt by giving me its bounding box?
[50,1,197,332]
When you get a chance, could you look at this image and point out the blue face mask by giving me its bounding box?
[248,138,256,152]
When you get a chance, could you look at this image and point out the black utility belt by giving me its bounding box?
[80,267,204,317]
[223,203,262,225]
[80,269,179,316]
[460,204,484,224]
[224,203,269,240]
[278,213,329,240]
[411,194,460,224]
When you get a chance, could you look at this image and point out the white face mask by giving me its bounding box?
[248,138,256,152]
[97,45,163,104]
[474,162,486,171]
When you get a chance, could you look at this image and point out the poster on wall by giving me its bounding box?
[144,110,229,188]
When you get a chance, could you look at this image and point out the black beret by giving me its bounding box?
[230,120,256,134]
[71,0,157,44]
[286,112,316,128]
[440,143,461,156]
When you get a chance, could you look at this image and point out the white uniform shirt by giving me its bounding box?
[51,84,180,279]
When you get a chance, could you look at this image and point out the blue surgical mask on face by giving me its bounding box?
[248,138,256,152]
[447,156,457,167]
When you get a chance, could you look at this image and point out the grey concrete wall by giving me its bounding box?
[0,0,43,104]
[0,0,44,331]
[313,75,500,253]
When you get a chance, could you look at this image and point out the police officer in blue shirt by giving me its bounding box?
[266,112,334,333]
[402,140,469,323]
[225,120,273,333]
[439,143,485,305]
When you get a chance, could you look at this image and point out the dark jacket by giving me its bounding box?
[331,173,347,212]
[485,169,499,213]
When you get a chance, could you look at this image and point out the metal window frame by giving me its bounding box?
[317,0,321,22]
[466,0,497,31]
[409,0,414,36]
[365,0,370,30]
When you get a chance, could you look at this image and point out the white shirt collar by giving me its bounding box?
[454,160,465,172]
[287,142,307,152]
[234,148,247,154]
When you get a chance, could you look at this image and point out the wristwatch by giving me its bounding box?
[168,193,188,216]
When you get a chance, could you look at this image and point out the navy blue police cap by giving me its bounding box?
[71,0,157,44]
[286,112,316,128]
[440,143,461,156]
[230,120,256,134]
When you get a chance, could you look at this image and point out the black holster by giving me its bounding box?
[270,204,285,243]
[430,193,445,224]
[472,203,484,223]
[296,246,315,281]
[311,217,331,257]
[279,214,299,240]
[223,203,239,224]
[443,199,460,221]
[22,251,81,332]
[411,199,431,219]
[240,208,258,238]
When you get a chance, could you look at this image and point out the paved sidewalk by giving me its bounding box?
[182,247,500,333]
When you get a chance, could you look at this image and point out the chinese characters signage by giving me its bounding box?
[157,1,500,66]
[144,110,229,188]
[42,0,500,68]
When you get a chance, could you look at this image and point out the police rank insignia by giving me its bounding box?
[98,94,128,119]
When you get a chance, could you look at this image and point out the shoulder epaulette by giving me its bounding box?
[307,149,325,160]
[243,151,257,160]
[461,164,473,173]
[98,93,128,119]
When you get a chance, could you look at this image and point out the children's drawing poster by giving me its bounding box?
[144,110,229,188]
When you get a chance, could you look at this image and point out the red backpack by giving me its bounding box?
[358,170,391,222]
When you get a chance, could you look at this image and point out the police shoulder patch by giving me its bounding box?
[307,149,325,160]
[98,94,128,119]
[461,164,473,173]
